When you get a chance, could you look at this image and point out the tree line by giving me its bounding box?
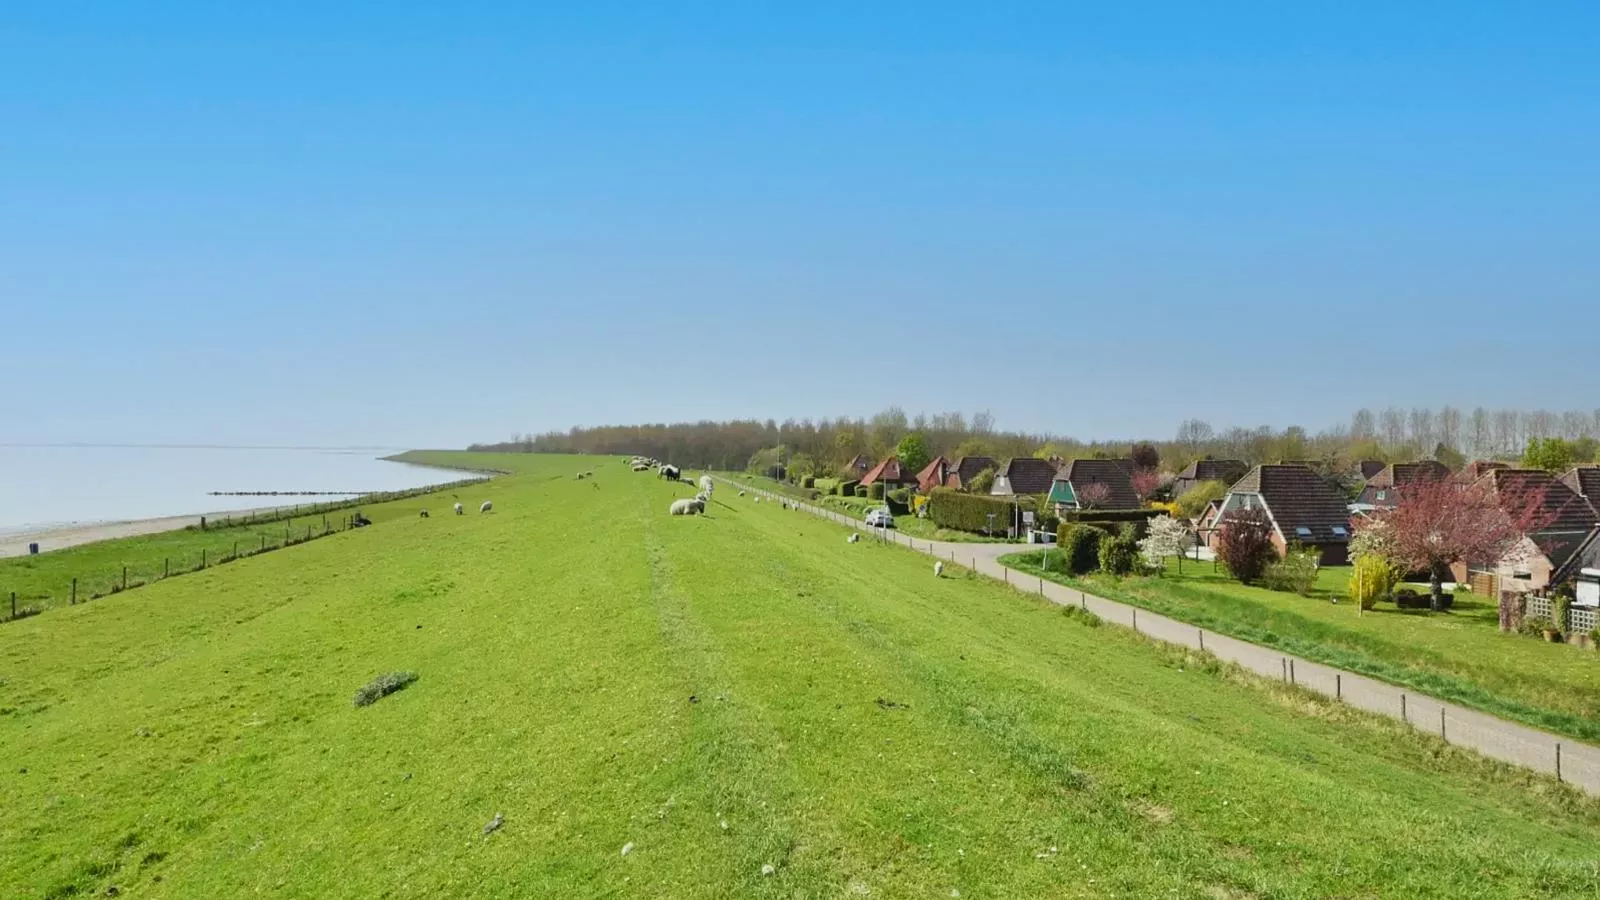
[472,405,1600,475]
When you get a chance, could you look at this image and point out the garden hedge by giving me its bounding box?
[1057,508,1163,539]
[926,488,1037,534]
[1057,524,1108,575]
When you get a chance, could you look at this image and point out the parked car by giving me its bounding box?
[865,508,895,529]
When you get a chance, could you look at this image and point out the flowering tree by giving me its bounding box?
[1130,468,1162,504]
[1077,482,1113,509]
[1138,514,1192,573]
[1377,475,1554,611]
[1216,506,1277,585]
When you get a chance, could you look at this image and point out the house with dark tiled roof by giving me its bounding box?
[915,456,953,493]
[1357,460,1387,481]
[1559,465,1600,509]
[989,457,1060,497]
[1356,461,1452,510]
[860,455,919,489]
[1208,464,1354,564]
[1464,460,1510,479]
[1172,459,1249,498]
[845,455,874,477]
[1453,468,1600,596]
[944,455,998,491]
[1048,459,1141,512]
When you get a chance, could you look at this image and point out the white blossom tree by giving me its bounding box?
[1138,514,1192,573]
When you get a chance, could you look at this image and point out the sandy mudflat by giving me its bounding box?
[0,506,293,558]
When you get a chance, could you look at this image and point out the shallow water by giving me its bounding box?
[0,446,473,534]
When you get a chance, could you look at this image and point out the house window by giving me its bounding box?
[1331,525,1349,538]
[1295,526,1313,539]
[1376,490,1387,501]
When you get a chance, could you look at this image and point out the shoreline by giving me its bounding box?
[0,504,309,559]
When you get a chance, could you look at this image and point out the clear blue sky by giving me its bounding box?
[4,3,1597,447]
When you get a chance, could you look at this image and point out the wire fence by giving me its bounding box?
[3,476,489,624]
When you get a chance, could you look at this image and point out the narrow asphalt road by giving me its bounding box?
[723,478,1600,796]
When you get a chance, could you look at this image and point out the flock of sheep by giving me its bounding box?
[630,456,716,516]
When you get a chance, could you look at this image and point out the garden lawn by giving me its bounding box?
[2,452,1596,898]
[1001,552,1600,745]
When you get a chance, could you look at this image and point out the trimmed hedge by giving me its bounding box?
[802,476,815,489]
[926,488,1037,534]
[836,479,859,496]
[1057,508,1162,539]
[868,483,885,500]
[1057,524,1107,575]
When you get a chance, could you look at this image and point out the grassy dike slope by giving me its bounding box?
[2,452,1597,898]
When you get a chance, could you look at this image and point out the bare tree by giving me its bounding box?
[1469,407,1490,459]
[1350,408,1376,441]
[1407,408,1435,453]
[1493,409,1518,457]
[1176,418,1214,451]
[1380,408,1406,449]
[1437,406,1462,451]
[1563,410,1590,440]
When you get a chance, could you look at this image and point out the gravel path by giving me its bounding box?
[726,479,1600,795]
[0,506,296,559]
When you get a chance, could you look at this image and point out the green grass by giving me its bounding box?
[1,477,485,618]
[3,452,1598,897]
[1000,551,1600,745]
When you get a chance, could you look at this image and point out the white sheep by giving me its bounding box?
[698,475,713,495]
[738,490,746,497]
[934,561,944,578]
[847,533,859,544]
[454,502,464,515]
[480,500,493,513]
[669,498,706,516]
[659,464,681,481]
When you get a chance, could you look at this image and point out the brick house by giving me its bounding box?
[1356,460,1452,509]
[989,457,1060,497]
[1171,458,1249,498]
[943,455,998,491]
[1209,464,1353,564]
[915,456,953,494]
[860,455,919,489]
[1452,468,1600,597]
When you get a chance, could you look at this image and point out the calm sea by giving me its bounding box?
[0,446,476,535]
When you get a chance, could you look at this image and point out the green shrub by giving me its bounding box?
[353,671,419,707]
[1174,480,1228,519]
[1263,547,1319,596]
[1097,527,1139,576]
[837,479,859,496]
[1057,508,1162,539]
[868,482,885,500]
[855,485,868,497]
[802,476,815,489]
[1348,554,1398,609]
[1056,524,1107,575]
[1060,605,1102,628]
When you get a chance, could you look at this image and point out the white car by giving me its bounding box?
[864,508,895,529]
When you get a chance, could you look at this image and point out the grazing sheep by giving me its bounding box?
[419,509,430,518]
[669,498,706,516]
[738,490,746,497]
[480,500,493,513]
[847,533,859,544]
[934,561,944,578]
[659,464,681,481]
[698,475,714,495]
[753,497,761,504]
[454,502,464,515]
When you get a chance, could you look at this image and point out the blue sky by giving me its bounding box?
[4,2,1597,447]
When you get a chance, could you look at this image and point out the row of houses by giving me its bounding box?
[1193,461,1600,600]
[848,449,1600,600]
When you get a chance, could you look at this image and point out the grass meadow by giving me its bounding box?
[2,452,1596,897]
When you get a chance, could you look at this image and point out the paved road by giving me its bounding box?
[724,479,1600,796]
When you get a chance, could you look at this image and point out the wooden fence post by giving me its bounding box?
[201,549,206,568]
[1556,743,1562,782]
[164,558,170,578]
[1336,673,1341,699]
[1401,693,1407,722]
[1289,659,1295,685]
[122,565,127,590]
[71,578,77,605]
[10,591,14,619]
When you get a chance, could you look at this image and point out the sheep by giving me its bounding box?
[454,502,464,515]
[480,500,493,513]
[847,533,859,544]
[934,561,944,578]
[419,509,430,519]
[659,464,681,481]
[669,497,706,516]
[698,475,713,495]
[738,490,746,497]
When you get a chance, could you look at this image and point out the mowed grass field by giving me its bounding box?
[1001,552,1600,746]
[3,453,1598,898]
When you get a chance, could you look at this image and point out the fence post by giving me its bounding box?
[1440,707,1446,741]
[122,565,127,590]
[9,591,14,619]
[164,558,170,578]
[202,549,206,568]
[1289,659,1295,685]
[1281,658,1287,682]
[1556,743,1562,782]
[71,577,77,605]
[1336,673,1341,700]
[233,541,238,560]
[1401,693,1407,722]
[261,534,267,551]
[1198,629,1204,651]
[1132,609,1138,632]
